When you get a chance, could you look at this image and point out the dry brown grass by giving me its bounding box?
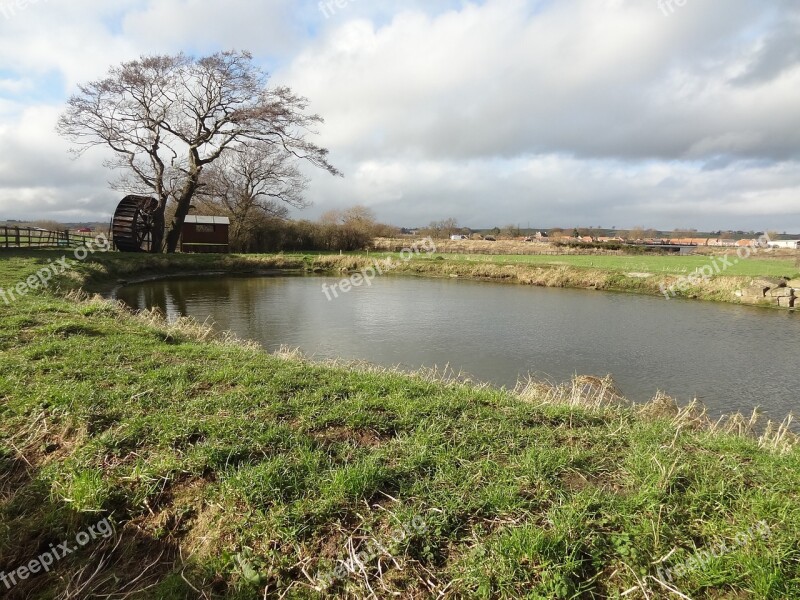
[311,253,608,284]
[372,237,617,256]
[308,253,785,308]
[516,374,628,409]
[272,345,491,390]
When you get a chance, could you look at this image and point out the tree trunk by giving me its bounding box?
[150,207,166,253]
[165,199,189,253]
[165,171,200,253]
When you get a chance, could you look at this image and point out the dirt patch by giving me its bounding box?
[560,470,626,495]
[311,425,390,448]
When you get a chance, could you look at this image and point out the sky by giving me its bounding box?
[0,0,798,231]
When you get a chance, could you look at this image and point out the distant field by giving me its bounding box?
[415,251,800,278]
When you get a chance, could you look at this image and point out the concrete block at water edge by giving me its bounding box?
[741,285,768,298]
[778,296,796,308]
[767,287,795,298]
[753,277,787,289]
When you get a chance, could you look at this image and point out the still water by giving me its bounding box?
[115,275,800,419]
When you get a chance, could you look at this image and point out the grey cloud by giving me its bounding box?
[733,15,800,86]
[282,0,800,164]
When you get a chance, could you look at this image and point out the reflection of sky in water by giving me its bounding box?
[116,275,800,421]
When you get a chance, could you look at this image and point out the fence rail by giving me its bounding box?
[0,227,98,250]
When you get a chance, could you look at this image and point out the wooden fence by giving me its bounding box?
[0,227,98,250]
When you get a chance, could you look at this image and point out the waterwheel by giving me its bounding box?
[112,195,158,252]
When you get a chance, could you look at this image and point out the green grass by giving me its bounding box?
[0,251,798,598]
[413,252,798,278]
[283,248,798,278]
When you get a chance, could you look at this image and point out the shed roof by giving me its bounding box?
[184,216,230,225]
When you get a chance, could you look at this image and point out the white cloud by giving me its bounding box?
[283,0,800,163]
[120,0,302,57]
[0,104,115,220]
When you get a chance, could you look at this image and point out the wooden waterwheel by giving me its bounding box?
[111,195,158,252]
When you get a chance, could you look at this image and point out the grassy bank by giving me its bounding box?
[420,252,798,279]
[1,251,799,599]
[6,246,796,306]
[305,251,799,306]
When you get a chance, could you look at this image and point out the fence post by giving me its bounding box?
[14,227,20,248]
[64,229,70,248]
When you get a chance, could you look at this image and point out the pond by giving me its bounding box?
[115,274,800,420]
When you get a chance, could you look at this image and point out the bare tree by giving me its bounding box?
[671,228,695,238]
[319,205,378,250]
[440,218,459,238]
[627,226,645,241]
[32,220,66,232]
[342,206,377,228]
[57,51,339,252]
[421,218,459,239]
[194,142,306,249]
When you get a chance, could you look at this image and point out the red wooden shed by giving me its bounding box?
[180,216,230,253]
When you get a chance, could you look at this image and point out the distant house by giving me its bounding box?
[181,216,230,253]
[768,240,800,249]
[707,238,737,247]
[670,238,706,246]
